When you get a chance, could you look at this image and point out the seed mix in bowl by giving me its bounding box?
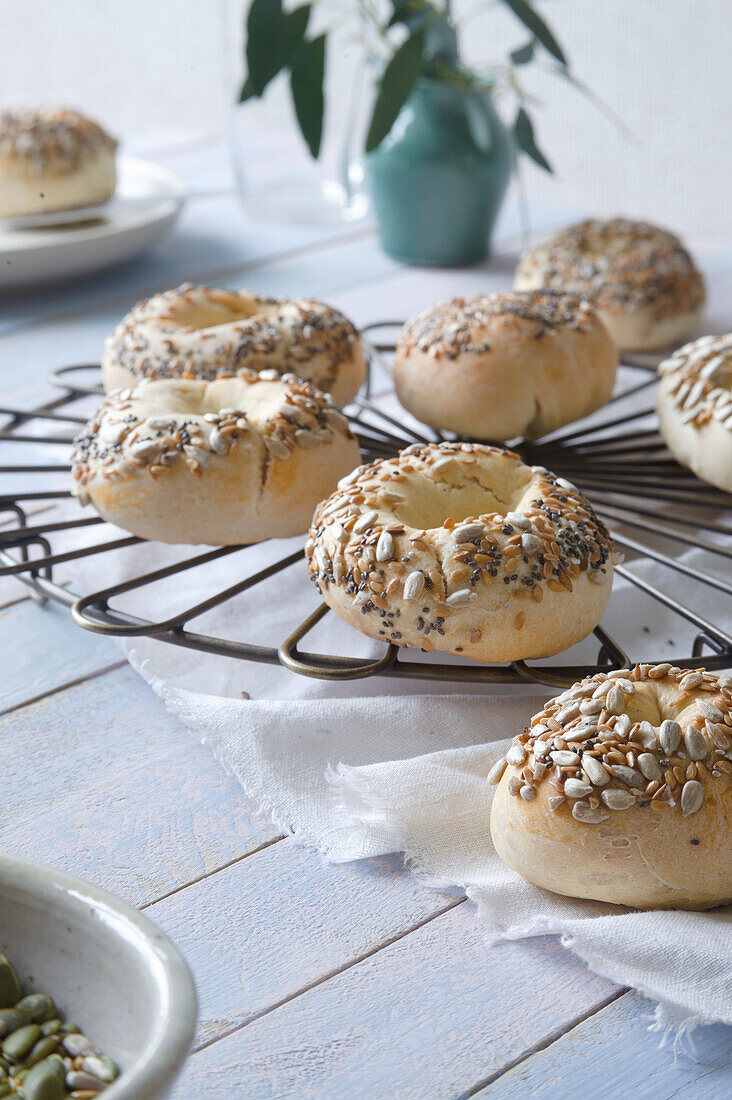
[0,954,118,1099]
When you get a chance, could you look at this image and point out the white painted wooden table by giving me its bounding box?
[2,135,731,1099]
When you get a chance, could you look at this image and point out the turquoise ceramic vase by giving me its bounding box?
[366,79,514,266]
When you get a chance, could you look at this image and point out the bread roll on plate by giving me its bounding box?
[0,106,117,218]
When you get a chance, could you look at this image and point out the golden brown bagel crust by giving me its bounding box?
[101,283,366,407]
[71,370,360,545]
[0,106,117,218]
[490,664,732,909]
[394,290,618,441]
[657,333,732,493]
[514,218,705,352]
[306,442,614,663]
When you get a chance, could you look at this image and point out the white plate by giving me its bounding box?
[0,155,186,289]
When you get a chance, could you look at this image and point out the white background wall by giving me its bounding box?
[2,0,730,237]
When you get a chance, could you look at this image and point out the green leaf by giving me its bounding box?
[244,0,310,99]
[387,0,432,31]
[366,30,425,153]
[290,34,326,158]
[514,107,552,172]
[238,74,257,103]
[510,39,535,66]
[246,0,284,95]
[501,0,567,66]
[282,6,311,64]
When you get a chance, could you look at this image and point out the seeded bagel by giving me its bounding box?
[515,218,705,352]
[657,333,732,493]
[0,106,117,218]
[306,442,615,663]
[101,283,366,406]
[394,290,618,441]
[490,664,732,909]
[71,370,360,545]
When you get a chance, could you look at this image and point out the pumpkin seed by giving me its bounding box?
[23,1056,66,1100]
[26,1036,60,1067]
[16,996,56,1026]
[0,960,21,1011]
[0,1010,29,1040]
[2,1023,41,1060]
[0,955,118,1095]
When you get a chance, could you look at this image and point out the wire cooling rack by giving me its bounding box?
[1,323,731,689]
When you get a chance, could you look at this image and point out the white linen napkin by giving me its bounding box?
[59,531,732,1035]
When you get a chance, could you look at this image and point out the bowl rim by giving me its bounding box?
[0,853,197,1100]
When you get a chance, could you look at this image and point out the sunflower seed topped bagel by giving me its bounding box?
[490,664,732,909]
[393,290,618,441]
[306,441,615,663]
[514,218,705,352]
[657,332,732,493]
[72,369,360,545]
[101,283,366,406]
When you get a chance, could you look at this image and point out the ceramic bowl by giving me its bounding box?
[0,854,196,1099]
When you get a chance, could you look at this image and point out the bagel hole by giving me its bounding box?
[387,463,533,530]
[620,693,664,726]
[174,293,280,332]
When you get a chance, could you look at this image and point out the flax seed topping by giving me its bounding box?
[101,284,364,402]
[397,290,596,360]
[492,665,732,821]
[0,107,116,173]
[516,219,705,319]
[306,441,615,661]
[71,369,354,503]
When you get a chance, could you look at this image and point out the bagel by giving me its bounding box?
[657,333,732,493]
[71,370,360,545]
[0,106,117,218]
[306,442,615,663]
[514,218,705,352]
[489,664,732,909]
[101,283,366,406]
[393,290,617,440]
